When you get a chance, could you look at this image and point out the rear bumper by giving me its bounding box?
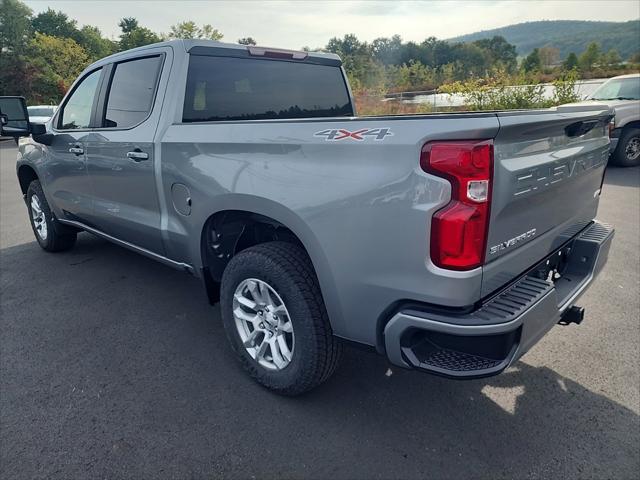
[383,221,614,378]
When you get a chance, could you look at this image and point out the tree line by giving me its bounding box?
[0,0,637,104]
[0,0,258,103]
[325,33,636,95]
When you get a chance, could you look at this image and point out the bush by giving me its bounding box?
[552,69,580,104]
[354,92,435,116]
[439,70,580,111]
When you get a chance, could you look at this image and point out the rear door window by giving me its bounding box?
[183,55,353,122]
[103,55,162,128]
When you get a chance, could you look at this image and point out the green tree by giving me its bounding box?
[119,17,139,34]
[326,34,370,58]
[538,45,560,68]
[371,35,403,65]
[0,0,34,99]
[77,25,116,61]
[0,0,33,53]
[579,42,601,71]
[601,49,622,67]
[473,36,518,72]
[118,17,161,51]
[31,8,79,40]
[168,21,223,40]
[238,37,257,45]
[325,34,381,91]
[27,33,90,102]
[563,52,579,70]
[522,48,542,72]
[30,7,113,61]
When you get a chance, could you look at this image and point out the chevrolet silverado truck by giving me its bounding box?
[0,40,615,395]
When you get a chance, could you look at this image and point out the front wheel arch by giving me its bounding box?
[17,164,38,196]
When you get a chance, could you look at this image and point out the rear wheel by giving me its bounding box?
[612,128,640,167]
[220,241,341,395]
[26,180,77,252]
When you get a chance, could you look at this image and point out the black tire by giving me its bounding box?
[612,128,640,167]
[26,180,77,252]
[220,241,342,395]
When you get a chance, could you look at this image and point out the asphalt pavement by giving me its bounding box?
[1,140,639,479]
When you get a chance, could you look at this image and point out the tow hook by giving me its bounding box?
[559,306,585,325]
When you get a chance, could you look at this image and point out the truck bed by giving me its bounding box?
[160,105,612,346]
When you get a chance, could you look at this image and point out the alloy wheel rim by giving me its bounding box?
[625,137,640,161]
[232,278,295,370]
[30,194,48,241]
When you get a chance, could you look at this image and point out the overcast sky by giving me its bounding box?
[23,0,640,49]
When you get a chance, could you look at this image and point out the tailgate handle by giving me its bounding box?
[565,120,599,138]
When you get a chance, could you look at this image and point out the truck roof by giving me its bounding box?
[87,39,342,70]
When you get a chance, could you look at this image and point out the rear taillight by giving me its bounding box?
[420,140,493,271]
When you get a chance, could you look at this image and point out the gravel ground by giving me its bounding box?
[1,141,638,479]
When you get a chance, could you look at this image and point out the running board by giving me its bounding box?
[58,219,195,274]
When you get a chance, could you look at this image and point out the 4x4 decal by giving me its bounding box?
[314,127,393,141]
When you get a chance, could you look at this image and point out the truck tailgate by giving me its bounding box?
[481,106,612,297]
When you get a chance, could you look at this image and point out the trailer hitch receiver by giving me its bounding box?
[559,306,584,326]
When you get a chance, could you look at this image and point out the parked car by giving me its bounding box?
[0,40,615,395]
[565,73,640,167]
[26,105,58,124]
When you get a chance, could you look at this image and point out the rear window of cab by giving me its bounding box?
[182,55,353,122]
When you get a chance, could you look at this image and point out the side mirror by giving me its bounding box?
[30,122,53,146]
[0,96,30,138]
[31,123,46,135]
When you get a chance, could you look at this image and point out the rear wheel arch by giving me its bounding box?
[199,209,328,305]
[195,199,345,336]
[200,209,308,283]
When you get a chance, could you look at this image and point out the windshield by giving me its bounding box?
[27,106,55,117]
[591,77,640,101]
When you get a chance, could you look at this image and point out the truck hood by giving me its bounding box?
[562,99,631,108]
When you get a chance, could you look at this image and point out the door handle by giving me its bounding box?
[68,146,84,155]
[126,150,149,161]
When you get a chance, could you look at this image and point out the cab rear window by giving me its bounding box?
[183,55,353,122]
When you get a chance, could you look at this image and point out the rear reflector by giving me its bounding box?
[421,140,493,270]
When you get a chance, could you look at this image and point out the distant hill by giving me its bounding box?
[449,20,640,60]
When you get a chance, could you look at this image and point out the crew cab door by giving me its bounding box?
[83,53,167,254]
[45,67,104,223]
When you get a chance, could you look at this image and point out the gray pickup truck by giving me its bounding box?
[565,73,640,167]
[0,40,615,395]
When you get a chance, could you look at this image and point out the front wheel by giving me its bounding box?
[26,180,77,252]
[220,241,342,395]
[612,128,640,167]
